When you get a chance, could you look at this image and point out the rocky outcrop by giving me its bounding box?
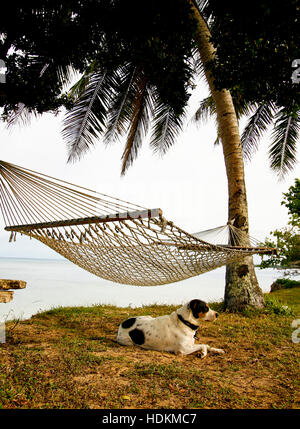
[0,279,27,303]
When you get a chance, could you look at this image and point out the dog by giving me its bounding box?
[117,299,225,358]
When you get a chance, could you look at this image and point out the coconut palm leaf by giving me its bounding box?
[233,97,257,120]
[67,60,98,99]
[193,0,212,26]
[5,103,41,128]
[30,56,76,91]
[104,64,141,145]
[53,64,77,91]
[191,45,206,83]
[192,95,216,124]
[269,108,300,177]
[149,91,185,156]
[5,59,76,129]
[121,73,154,175]
[241,102,276,161]
[63,69,116,162]
[191,94,254,146]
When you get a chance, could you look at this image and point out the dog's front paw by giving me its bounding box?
[210,347,225,355]
[196,344,208,359]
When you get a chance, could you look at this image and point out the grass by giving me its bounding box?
[0,289,300,409]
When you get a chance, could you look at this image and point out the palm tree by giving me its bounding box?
[186,2,299,310]
[187,0,266,310]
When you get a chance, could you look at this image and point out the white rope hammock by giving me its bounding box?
[0,160,275,286]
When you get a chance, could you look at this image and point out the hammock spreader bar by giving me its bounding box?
[0,160,276,286]
[4,208,162,232]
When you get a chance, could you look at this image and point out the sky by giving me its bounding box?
[0,80,299,259]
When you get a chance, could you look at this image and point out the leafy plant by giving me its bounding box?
[272,278,300,289]
[264,295,294,316]
[260,179,300,269]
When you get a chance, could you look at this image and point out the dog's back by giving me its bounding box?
[117,315,153,346]
[117,313,182,351]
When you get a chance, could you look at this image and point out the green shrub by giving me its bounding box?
[275,278,300,289]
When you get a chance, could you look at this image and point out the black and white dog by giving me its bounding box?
[117,299,225,358]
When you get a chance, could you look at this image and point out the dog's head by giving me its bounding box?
[187,299,219,322]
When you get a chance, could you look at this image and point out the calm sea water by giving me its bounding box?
[0,257,297,322]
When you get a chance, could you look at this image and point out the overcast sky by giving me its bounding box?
[0,80,299,259]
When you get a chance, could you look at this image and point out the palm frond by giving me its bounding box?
[213,135,220,146]
[67,60,98,99]
[121,73,153,175]
[191,47,206,82]
[56,64,79,92]
[63,70,114,162]
[190,94,230,147]
[191,0,213,26]
[149,90,185,156]
[104,64,140,145]
[191,94,253,128]
[232,98,256,120]
[40,62,75,91]
[5,103,40,128]
[213,116,221,146]
[6,61,77,129]
[193,0,209,10]
[191,95,216,125]
[241,102,275,161]
[269,108,300,178]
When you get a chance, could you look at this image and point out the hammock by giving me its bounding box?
[0,160,275,286]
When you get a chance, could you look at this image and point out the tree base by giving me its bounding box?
[224,257,265,312]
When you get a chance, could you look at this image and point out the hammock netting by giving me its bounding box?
[0,160,275,286]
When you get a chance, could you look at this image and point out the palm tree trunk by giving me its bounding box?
[189,0,264,310]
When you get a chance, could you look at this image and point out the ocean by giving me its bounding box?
[0,257,297,322]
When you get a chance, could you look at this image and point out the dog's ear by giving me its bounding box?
[188,299,209,319]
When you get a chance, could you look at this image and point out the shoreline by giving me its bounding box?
[0,257,299,323]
